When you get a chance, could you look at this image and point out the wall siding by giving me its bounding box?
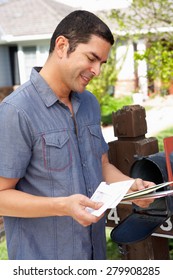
[0,45,12,87]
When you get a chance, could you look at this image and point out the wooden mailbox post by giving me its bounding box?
[106,105,173,259]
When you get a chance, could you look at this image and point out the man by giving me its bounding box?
[0,10,153,260]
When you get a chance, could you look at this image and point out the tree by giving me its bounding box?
[110,0,173,94]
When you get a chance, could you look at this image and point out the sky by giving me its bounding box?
[55,0,132,11]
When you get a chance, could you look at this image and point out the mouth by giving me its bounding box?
[80,73,93,85]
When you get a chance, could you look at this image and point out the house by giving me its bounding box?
[0,0,74,100]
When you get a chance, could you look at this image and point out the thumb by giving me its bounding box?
[130,178,145,191]
[91,201,103,210]
[84,197,103,210]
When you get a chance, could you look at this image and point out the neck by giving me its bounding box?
[40,56,71,98]
[40,65,73,114]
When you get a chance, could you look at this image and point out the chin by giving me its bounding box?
[75,86,86,93]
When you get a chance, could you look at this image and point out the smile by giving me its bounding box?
[80,74,92,85]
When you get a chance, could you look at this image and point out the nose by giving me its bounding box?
[90,63,101,77]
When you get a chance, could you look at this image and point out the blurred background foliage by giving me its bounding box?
[110,0,173,95]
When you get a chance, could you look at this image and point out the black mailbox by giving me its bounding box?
[111,152,173,245]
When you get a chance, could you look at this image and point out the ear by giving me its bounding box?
[54,36,68,58]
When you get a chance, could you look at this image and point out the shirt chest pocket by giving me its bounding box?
[88,125,103,159]
[42,132,72,171]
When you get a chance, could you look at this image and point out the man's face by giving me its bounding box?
[60,35,112,93]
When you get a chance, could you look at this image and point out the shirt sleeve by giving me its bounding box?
[101,131,109,154]
[0,102,33,178]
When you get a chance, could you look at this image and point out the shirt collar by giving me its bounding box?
[30,67,59,107]
[30,67,81,107]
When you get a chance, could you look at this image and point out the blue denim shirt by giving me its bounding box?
[0,68,109,260]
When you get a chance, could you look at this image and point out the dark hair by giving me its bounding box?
[49,10,114,54]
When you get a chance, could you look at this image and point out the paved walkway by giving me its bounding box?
[102,95,173,143]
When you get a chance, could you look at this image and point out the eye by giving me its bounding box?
[87,56,95,62]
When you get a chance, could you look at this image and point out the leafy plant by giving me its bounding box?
[101,95,132,126]
[134,40,173,94]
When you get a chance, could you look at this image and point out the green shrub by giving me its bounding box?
[101,95,133,126]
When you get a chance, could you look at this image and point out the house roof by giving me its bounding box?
[0,0,75,43]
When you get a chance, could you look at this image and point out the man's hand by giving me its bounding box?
[65,194,103,227]
[129,178,155,208]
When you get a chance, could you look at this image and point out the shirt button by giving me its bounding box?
[82,162,86,167]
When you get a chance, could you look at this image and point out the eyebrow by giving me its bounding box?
[90,52,107,64]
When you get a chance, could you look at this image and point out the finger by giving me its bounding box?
[143,180,155,187]
[131,197,155,208]
[81,207,104,227]
[82,196,103,210]
[130,178,144,191]
[131,178,155,192]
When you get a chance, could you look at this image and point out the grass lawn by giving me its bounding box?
[156,126,173,151]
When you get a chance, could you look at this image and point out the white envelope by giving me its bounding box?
[87,180,134,217]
